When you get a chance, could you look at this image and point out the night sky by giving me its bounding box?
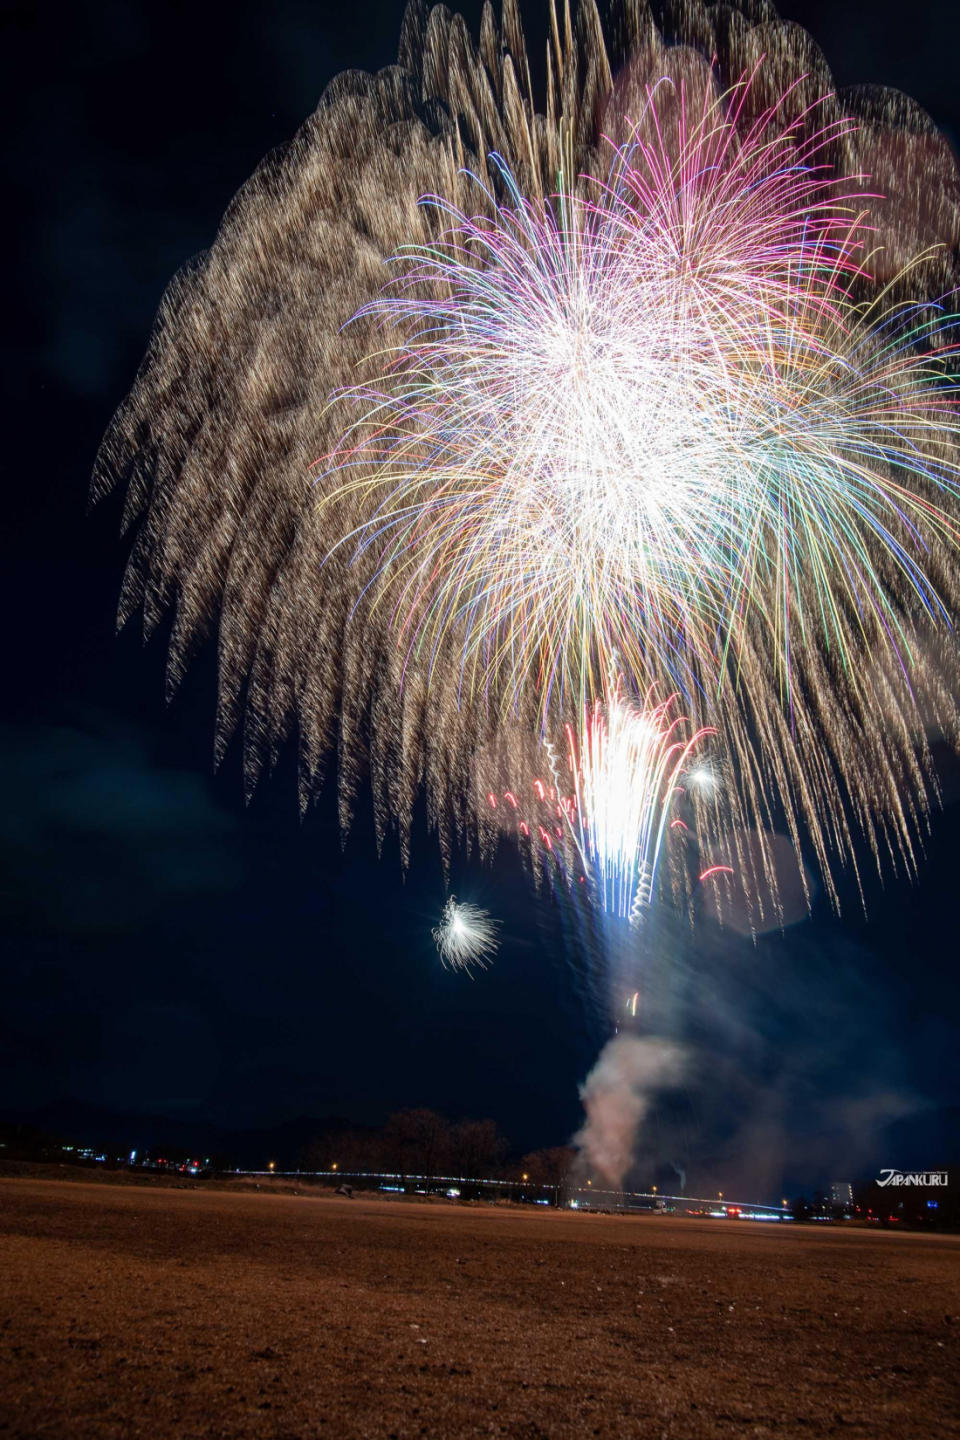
[4,0,959,1193]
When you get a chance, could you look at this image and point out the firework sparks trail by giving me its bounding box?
[563,685,715,924]
[432,896,500,971]
[489,681,716,925]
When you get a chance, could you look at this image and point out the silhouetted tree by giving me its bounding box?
[451,1118,508,1178]
[301,1126,379,1173]
[383,1108,452,1175]
[519,1147,576,1186]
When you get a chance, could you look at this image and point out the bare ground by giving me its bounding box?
[1,1177,958,1439]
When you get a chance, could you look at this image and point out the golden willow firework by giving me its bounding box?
[94,0,960,921]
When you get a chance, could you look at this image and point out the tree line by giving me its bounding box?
[300,1107,574,1186]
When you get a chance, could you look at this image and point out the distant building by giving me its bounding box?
[831,1181,853,1209]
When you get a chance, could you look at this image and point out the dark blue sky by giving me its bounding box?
[3,0,959,1194]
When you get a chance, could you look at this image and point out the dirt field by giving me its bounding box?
[1,1178,957,1438]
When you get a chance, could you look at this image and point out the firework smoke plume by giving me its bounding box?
[574,1034,685,1190]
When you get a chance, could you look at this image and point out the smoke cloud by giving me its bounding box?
[574,1034,685,1190]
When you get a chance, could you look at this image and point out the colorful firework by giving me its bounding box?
[321,77,960,903]
[328,111,960,714]
[94,0,960,917]
[321,75,880,709]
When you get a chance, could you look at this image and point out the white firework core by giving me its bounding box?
[432,897,500,972]
[563,686,712,923]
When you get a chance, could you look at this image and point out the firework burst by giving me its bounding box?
[565,685,715,923]
[487,681,714,923]
[432,897,500,971]
[320,79,877,709]
[324,92,960,725]
[94,0,960,917]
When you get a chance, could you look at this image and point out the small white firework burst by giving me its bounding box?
[432,897,499,973]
